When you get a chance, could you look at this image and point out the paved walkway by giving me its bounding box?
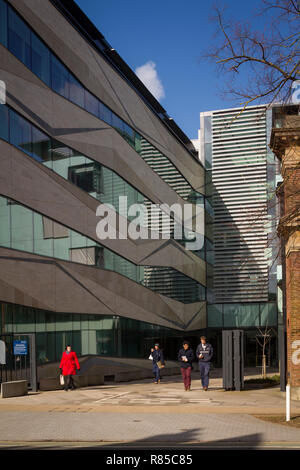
[0,373,300,448]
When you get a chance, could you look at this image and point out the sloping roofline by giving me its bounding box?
[49,0,200,162]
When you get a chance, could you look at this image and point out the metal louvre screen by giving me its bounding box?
[222,330,244,391]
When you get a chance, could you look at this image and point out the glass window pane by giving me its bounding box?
[31,32,50,86]
[72,331,81,356]
[45,312,56,332]
[84,89,98,116]
[32,126,52,164]
[207,304,223,327]
[0,195,10,247]
[123,122,135,147]
[8,7,31,68]
[69,74,84,108]
[9,108,32,156]
[51,139,71,178]
[33,212,54,257]
[11,202,34,252]
[51,54,69,99]
[261,303,277,326]
[35,310,45,333]
[112,114,124,135]
[134,133,142,154]
[0,0,7,47]
[0,104,9,141]
[53,229,70,260]
[99,102,112,125]
[37,332,48,364]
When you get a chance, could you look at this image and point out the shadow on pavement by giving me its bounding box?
[0,428,264,450]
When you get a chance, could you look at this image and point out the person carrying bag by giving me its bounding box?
[59,345,80,391]
[150,343,165,384]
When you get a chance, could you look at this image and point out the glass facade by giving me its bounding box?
[0,0,203,202]
[0,302,179,364]
[207,302,277,328]
[0,195,206,303]
[0,103,206,259]
[0,302,278,368]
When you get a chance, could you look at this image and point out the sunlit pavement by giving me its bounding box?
[0,373,300,448]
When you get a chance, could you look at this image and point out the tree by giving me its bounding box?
[206,0,300,109]
[256,325,274,378]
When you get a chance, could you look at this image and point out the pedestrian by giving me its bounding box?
[178,341,194,391]
[59,345,80,391]
[196,336,213,391]
[150,343,165,384]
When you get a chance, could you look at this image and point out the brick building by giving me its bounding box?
[270,107,300,400]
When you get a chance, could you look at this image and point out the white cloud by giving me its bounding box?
[135,61,165,101]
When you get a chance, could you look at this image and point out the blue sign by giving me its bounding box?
[13,340,28,356]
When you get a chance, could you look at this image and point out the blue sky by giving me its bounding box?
[75,0,266,139]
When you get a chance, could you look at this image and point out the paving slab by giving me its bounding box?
[0,372,299,447]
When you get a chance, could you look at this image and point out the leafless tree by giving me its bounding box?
[256,325,275,378]
[205,0,300,110]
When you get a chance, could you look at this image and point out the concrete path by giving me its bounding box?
[0,373,300,448]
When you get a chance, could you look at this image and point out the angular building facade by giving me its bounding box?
[0,0,207,365]
[193,105,281,367]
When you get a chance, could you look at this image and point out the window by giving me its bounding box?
[68,163,103,195]
[0,0,7,47]
[207,304,223,327]
[112,114,124,135]
[9,108,32,156]
[123,122,135,148]
[8,6,31,68]
[84,89,98,116]
[260,303,277,326]
[32,126,52,163]
[51,54,69,99]
[0,104,8,141]
[51,139,71,179]
[69,74,84,108]
[99,102,112,125]
[0,195,10,247]
[11,203,34,252]
[31,32,50,86]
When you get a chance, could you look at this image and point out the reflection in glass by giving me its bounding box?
[9,109,32,155]
[0,105,8,141]
[0,0,7,47]
[8,7,31,68]
[31,32,50,86]
[69,73,84,108]
[0,195,206,304]
[51,54,69,99]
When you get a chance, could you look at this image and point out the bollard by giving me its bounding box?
[286,384,290,422]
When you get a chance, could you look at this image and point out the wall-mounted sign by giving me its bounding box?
[13,340,28,356]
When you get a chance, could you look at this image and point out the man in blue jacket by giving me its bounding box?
[196,336,213,390]
[151,343,165,384]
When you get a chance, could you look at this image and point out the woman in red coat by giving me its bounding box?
[59,345,80,391]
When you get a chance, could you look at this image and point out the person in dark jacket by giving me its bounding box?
[178,341,194,391]
[196,336,213,391]
[150,343,165,384]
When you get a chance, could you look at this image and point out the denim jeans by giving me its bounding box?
[199,362,211,388]
[153,364,160,381]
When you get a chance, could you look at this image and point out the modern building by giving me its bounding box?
[0,0,208,367]
[193,105,281,367]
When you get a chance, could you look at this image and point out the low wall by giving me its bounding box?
[39,374,104,391]
[1,380,28,398]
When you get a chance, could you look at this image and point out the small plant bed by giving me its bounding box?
[244,375,280,388]
[254,415,300,428]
